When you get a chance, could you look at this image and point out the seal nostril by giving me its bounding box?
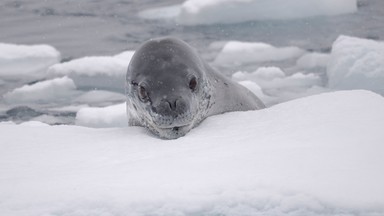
[166,99,178,111]
[172,127,179,132]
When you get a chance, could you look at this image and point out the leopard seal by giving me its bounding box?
[126,37,265,139]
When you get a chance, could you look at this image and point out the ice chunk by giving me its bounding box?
[3,76,79,104]
[296,52,330,69]
[48,55,129,77]
[1,90,384,215]
[233,67,325,105]
[214,41,305,66]
[75,103,127,128]
[139,4,181,20]
[0,43,60,81]
[73,90,126,106]
[327,35,384,94]
[140,0,357,25]
[48,51,134,92]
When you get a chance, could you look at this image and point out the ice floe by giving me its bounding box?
[0,43,60,81]
[47,51,134,92]
[139,0,357,25]
[233,67,325,106]
[214,41,305,67]
[327,35,384,94]
[1,90,383,215]
[75,102,127,128]
[3,76,79,104]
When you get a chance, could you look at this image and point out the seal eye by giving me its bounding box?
[138,85,149,102]
[189,77,197,92]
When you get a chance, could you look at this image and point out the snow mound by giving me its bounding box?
[327,35,384,94]
[140,0,357,25]
[0,43,60,81]
[233,67,324,106]
[75,103,127,128]
[47,51,134,92]
[214,41,305,67]
[1,90,383,215]
[3,76,79,104]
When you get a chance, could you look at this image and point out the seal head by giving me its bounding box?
[126,37,265,139]
[126,38,212,139]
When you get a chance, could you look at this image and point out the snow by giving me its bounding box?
[139,0,357,25]
[1,90,384,215]
[75,102,127,128]
[0,43,60,81]
[327,35,384,94]
[2,76,79,104]
[214,41,305,67]
[233,67,325,106]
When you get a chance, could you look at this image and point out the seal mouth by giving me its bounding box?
[159,123,190,131]
[151,123,192,139]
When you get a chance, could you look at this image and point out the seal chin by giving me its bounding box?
[156,123,193,139]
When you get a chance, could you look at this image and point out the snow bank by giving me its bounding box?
[0,43,60,81]
[1,90,383,215]
[327,35,384,94]
[214,41,305,66]
[47,51,134,92]
[3,76,79,104]
[233,67,324,105]
[140,0,357,25]
[75,102,126,128]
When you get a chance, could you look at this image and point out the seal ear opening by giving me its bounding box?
[189,76,197,92]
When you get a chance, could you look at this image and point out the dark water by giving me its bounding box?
[1,0,384,124]
[1,0,383,59]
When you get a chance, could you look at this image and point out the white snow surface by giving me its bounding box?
[0,43,60,81]
[2,76,79,104]
[327,35,384,94]
[214,41,305,67]
[140,0,357,25]
[233,67,325,106]
[1,90,384,216]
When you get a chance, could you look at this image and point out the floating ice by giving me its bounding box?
[3,76,79,104]
[327,35,384,94]
[214,41,305,67]
[75,102,127,128]
[0,43,60,81]
[233,67,325,106]
[140,0,357,25]
[48,51,134,77]
[48,51,134,92]
[73,90,126,106]
[296,52,330,69]
[1,90,383,215]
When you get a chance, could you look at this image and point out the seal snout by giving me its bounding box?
[153,97,188,118]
